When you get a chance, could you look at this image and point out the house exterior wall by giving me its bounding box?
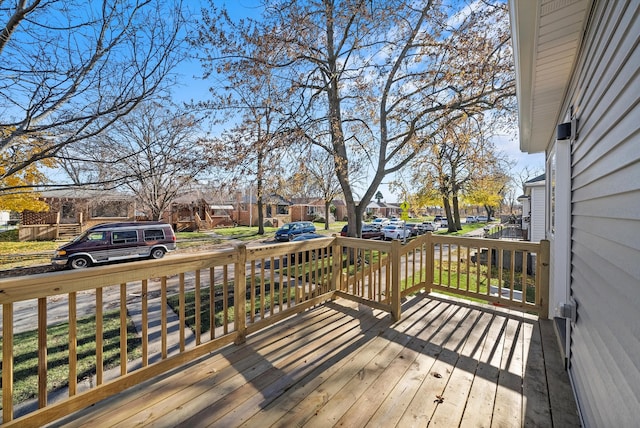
[0,211,10,225]
[555,1,640,425]
[528,183,545,242]
[289,205,307,222]
[520,197,531,240]
[334,204,347,222]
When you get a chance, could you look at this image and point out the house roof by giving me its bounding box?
[509,0,592,153]
[525,173,546,184]
[242,194,290,205]
[39,189,131,199]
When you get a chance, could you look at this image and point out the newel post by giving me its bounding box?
[3,303,14,422]
[330,235,340,294]
[425,232,434,291]
[391,239,402,322]
[234,243,247,344]
[539,239,551,319]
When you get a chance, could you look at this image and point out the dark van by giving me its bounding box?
[52,222,177,269]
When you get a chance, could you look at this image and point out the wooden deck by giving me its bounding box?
[46,293,580,427]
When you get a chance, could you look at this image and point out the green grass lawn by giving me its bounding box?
[433,222,486,235]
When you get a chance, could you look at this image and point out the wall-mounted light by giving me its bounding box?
[557,122,572,140]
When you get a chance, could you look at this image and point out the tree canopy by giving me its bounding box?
[0,0,185,194]
[193,0,515,235]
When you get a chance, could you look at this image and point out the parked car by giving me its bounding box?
[290,233,332,261]
[274,221,316,241]
[340,224,384,239]
[388,217,404,225]
[418,221,436,233]
[382,224,411,240]
[52,222,177,270]
[405,223,420,236]
[476,216,488,222]
[466,216,478,224]
[371,217,390,229]
[433,215,443,224]
[440,217,449,228]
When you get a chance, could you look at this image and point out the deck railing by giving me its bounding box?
[0,233,548,426]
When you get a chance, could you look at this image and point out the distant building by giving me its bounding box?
[19,189,135,240]
[520,174,545,242]
[0,210,10,226]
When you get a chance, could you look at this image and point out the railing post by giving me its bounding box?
[391,239,402,322]
[330,236,340,294]
[425,232,434,292]
[539,239,550,319]
[3,303,14,422]
[234,243,247,344]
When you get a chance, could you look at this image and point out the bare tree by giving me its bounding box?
[303,149,344,230]
[190,18,297,234]
[193,0,515,236]
[60,101,209,220]
[0,0,185,191]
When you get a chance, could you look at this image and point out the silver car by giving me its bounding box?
[382,224,410,240]
[418,221,436,232]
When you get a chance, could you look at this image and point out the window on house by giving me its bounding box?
[92,200,129,218]
[61,202,75,219]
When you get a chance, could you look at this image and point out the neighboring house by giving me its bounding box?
[364,201,401,219]
[290,198,346,223]
[19,189,136,240]
[520,174,545,242]
[166,192,235,231]
[235,193,290,227]
[332,199,347,222]
[365,201,383,218]
[0,210,10,226]
[379,202,401,218]
[290,198,325,222]
[509,0,639,425]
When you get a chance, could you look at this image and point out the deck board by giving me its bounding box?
[48,293,580,428]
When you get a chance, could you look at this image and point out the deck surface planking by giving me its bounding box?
[48,293,580,428]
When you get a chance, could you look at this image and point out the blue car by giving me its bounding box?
[274,221,316,241]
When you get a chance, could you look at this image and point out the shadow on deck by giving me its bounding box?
[48,292,580,427]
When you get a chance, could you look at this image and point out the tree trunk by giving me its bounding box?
[484,205,494,221]
[256,152,265,234]
[443,197,456,233]
[324,200,331,230]
[452,194,462,230]
[354,203,364,238]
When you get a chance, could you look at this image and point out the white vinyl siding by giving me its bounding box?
[529,185,546,242]
[563,0,640,426]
